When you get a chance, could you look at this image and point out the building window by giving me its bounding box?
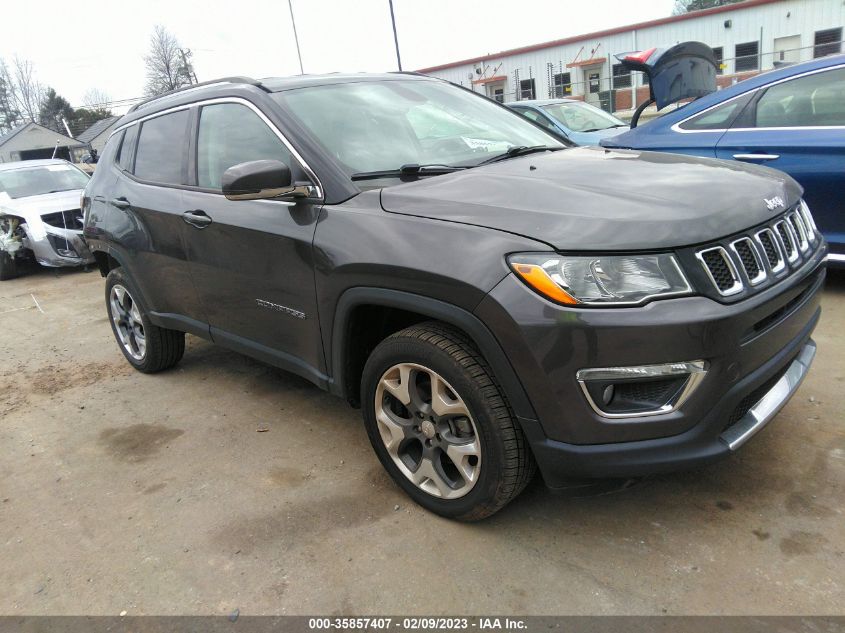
[735,41,759,72]
[519,78,536,100]
[552,72,571,97]
[712,47,724,75]
[815,28,843,58]
[612,63,631,89]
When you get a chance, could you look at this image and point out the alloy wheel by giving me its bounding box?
[109,284,146,361]
[375,363,481,499]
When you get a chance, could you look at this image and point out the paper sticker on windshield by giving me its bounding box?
[46,165,73,172]
[462,137,509,151]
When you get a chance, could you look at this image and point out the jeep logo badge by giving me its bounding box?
[764,196,785,211]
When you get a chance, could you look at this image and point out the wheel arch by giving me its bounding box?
[329,287,537,421]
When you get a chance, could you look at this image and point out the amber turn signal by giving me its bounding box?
[510,263,579,305]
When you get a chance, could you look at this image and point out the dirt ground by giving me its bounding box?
[0,264,843,616]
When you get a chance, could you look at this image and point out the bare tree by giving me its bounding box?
[0,56,44,123]
[0,60,21,133]
[672,0,742,14]
[82,87,111,109]
[143,25,195,96]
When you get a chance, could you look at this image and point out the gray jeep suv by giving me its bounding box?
[82,73,826,520]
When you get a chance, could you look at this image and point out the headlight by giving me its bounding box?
[799,199,818,242]
[508,253,692,306]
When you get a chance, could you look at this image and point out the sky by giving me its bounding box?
[0,0,675,113]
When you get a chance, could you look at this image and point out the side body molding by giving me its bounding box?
[329,287,538,422]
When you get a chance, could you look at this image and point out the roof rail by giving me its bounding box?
[128,76,267,114]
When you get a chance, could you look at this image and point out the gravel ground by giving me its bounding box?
[0,264,843,615]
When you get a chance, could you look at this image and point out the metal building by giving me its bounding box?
[417,0,845,114]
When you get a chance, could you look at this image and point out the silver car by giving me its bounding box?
[0,159,94,280]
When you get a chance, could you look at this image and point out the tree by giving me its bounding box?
[0,62,21,133]
[0,56,44,124]
[82,88,111,110]
[39,88,74,133]
[672,0,743,14]
[143,25,195,96]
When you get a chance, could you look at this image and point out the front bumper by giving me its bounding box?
[25,226,94,267]
[475,248,826,486]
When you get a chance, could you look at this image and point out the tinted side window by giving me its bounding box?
[754,67,845,128]
[679,93,752,131]
[117,125,138,172]
[197,103,292,190]
[133,111,189,184]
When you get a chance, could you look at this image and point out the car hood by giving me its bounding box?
[379,147,801,250]
[0,190,83,223]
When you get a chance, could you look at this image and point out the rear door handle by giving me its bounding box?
[182,209,213,229]
[733,153,780,162]
[110,197,130,209]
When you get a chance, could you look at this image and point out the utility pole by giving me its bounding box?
[388,0,402,71]
[288,0,304,75]
[178,48,198,85]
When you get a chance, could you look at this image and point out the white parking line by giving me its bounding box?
[30,294,45,314]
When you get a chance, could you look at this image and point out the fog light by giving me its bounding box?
[576,361,707,419]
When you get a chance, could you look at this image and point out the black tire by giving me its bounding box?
[361,321,536,521]
[0,251,18,281]
[105,267,185,373]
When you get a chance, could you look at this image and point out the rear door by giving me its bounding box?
[715,65,845,252]
[109,110,208,333]
[179,100,326,382]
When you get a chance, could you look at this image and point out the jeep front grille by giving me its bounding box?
[697,247,742,295]
[694,206,821,298]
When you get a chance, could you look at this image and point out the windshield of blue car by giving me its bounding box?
[541,102,627,133]
[0,164,90,200]
[274,79,564,178]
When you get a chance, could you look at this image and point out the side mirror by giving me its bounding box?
[221,159,309,201]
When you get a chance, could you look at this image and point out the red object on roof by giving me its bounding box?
[625,48,657,64]
[416,0,783,73]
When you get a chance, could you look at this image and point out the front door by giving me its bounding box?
[715,66,845,256]
[180,101,326,382]
[584,66,603,105]
[486,81,505,103]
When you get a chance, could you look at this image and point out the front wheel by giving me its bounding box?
[105,267,185,373]
[361,322,536,521]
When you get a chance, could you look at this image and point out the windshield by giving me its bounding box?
[0,163,90,200]
[274,79,563,177]
[541,102,626,133]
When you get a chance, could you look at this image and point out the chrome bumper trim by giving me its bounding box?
[720,340,816,451]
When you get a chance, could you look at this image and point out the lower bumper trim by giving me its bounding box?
[719,339,816,451]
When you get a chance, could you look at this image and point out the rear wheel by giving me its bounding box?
[105,268,185,372]
[362,322,536,521]
[0,251,17,281]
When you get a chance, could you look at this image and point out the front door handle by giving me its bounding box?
[182,209,213,229]
[733,153,780,162]
[110,197,130,209]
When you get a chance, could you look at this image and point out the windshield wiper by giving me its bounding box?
[351,163,466,181]
[46,188,75,193]
[475,145,563,166]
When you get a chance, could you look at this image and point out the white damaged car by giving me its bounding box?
[0,159,94,280]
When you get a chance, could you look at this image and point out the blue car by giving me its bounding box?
[507,99,628,146]
[602,53,845,266]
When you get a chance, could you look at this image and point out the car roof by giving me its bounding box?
[260,72,435,92]
[0,159,72,172]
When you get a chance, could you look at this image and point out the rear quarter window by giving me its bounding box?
[679,92,753,131]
